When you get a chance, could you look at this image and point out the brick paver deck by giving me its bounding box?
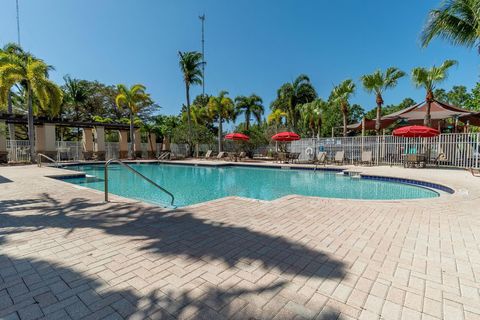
[0,164,479,320]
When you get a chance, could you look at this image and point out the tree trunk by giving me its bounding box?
[342,103,348,137]
[185,82,193,155]
[317,118,322,139]
[424,90,433,126]
[7,91,15,141]
[375,93,383,135]
[245,109,250,131]
[27,85,35,162]
[218,115,223,153]
[130,110,135,159]
[148,132,154,157]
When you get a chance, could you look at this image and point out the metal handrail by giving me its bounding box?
[104,159,175,207]
[37,153,60,168]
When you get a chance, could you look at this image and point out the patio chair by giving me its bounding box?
[216,151,225,160]
[359,151,373,166]
[332,151,345,165]
[314,151,327,166]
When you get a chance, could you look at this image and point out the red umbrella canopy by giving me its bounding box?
[393,125,440,138]
[225,133,249,141]
[271,132,300,142]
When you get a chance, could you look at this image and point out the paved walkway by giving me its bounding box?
[0,164,479,320]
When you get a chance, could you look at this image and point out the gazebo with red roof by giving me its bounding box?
[347,100,480,132]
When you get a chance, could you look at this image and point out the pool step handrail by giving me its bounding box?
[104,159,175,207]
[37,153,60,168]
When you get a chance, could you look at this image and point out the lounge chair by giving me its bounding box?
[216,151,225,160]
[433,152,448,167]
[204,150,213,160]
[227,152,238,161]
[314,152,327,166]
[469,168,480,177]
[277,152,288,163]
[359,151,373,166]
[289,152,300,164]
[157,151,170,160]
[169,153,186,160]
[332,151,345,165]
[238,152,246,161]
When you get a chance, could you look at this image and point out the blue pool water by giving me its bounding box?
[60,164,439,207]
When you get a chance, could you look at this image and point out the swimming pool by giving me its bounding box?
[58,163,441,207]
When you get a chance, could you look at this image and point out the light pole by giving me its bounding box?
[16,0,21,45]
[199,14,205,96]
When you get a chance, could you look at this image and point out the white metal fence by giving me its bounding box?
[6,140,31,162]
[56,141,82,161]
[290,133,480,168]
[6,133,480,168]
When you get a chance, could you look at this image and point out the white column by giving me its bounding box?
[82,128,94,160]
[94,126,106,160]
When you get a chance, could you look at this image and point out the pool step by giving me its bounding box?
[343,170,362,178]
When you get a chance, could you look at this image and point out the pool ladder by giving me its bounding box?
[37,153,60,168]
[104,159,175,207]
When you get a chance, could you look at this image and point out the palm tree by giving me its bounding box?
[207,91,234,152]
[361,67,405,134]
[178,51,203,149]
[0,43,26,142]
[271,74,317,131]
[0,50,63,160]
[182,104,211,126]
[115,84,152,158]
[267,109,287,133]
[421,0,480,52]
[411,60,458,126]
[234,94,264,130]
[301,99,325,138]
[63,75,90,140]
[331,80,356,137]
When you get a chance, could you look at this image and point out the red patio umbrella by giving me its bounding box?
[393,125,440,138]
[271,132,300,142]
[225,133,249,141]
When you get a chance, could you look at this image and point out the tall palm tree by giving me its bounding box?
[331,79,356,137]
[421,0,480,52]
[411,60,458,126]
[207,91,234,152]
[267,109,287,133]
[0,51,62,160]
[361,67,405,134]
[301,99,325,138]
[115,84,152,158]
[234,94,264,130]
[178,51,203,148]
[271,74,317,131]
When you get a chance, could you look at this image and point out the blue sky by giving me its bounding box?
[0,0,478,119]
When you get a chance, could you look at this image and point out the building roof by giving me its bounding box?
[348,100,480,131]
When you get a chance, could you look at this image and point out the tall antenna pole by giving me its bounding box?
[16,0,21,45]
[199,14,205,96]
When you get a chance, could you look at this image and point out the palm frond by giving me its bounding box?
[421,0,479,48]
